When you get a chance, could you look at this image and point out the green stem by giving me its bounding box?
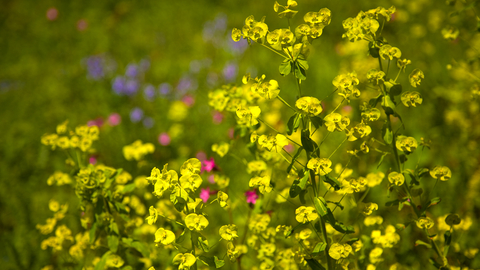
[331,98,346,114]
[378,57,384,72]
[191,231,197,270]
[328,137,347,159]
[258,118,302,147]
[332,193,346,213]
[425,228,448,267]
[319,216,334,270]
[260,43,289,59]
[277,95,296,112]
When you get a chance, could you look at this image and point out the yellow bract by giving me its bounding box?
[212,142,230,157]
[409,69,424,88]
[379,45,402,60]
[185,213,209,231]
[364,216,383,226]
[333,72,360,100]
[362,202,379,216]
[329,243,353,260]
[172,253,196,269]
[307,157,332,175]
[217,191,229,207]
[401,91,423,107]
[180,158,202,176]
[416,217,434,230]
[236,106,261,126]
[105,254,124,268]
[295,206,319,223]
[154,228,175,245]
[388,171,405,186]
[123,140,155,161]
[257,134,288,152]
[219,224,239,241]
[324,113,350,132]
[371,225,400,248]
[295,96,322,117]
[249,175,273,194]
[146,206,158,225]
[430,166,452,181]
[395,135,418,153]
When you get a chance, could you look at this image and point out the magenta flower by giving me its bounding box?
[158,133,171,146]
[182,95,195,107]
[87,118,104,127]
[245,190,259,204]
[202,158,216,173]
[208,174,215,184]
[200,187,211,203]
[108,113,121,126]
[89,155,97,165]
[212,111,224,124]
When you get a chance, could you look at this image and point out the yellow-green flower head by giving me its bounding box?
[214,174,230,189]
[366,172,385,187]
[388,171,405,186]
[409,69,424,88]
[362,202,379,216]
[371,225,400,248]
[185,213,209,231]
[367,6,396,21]
[430,166,452,181]
[401,91,423,107]
[217,191,229,207]
[295,206,319,223]
[348,122,372,141]
[379,45,402,60]
[329,243,353,260]
[307,157,332,176]
[55,224,73,242]
[56,136,70,149]
[324,113,350,132]
[249,213,271,233]
[295,24,311,37]
[345,177,367,193]
[441,26,459,41]
[173,253,196,270]
[146,206,158,225]
[304,8,331,27]
[106,254,124,268]
[364,216,383,226]
[416,217,434,230]
[41,134,58,149]
[219,224,239,241]
[56,120,69,134]
[249,175,273,194]
[242,15,268,42]
[395,135,418,153]
[75,125,89,137]
[359,16,380,35]
[361,108,381,122]
[180,174,202,192]
[154,228,176,245]
[232,28,243,42]
[180,158,201,176]
[369,247,384,264]
[258,243,277,260]
[212,142,229,157]
[208,89,230,112]
[256,80,281,99]
[247,160,267,174]
[236,106,261,126]
[397,59,411,71]
[296,228,312,240]
[333,72,360,91]
[123,140,155,161]
[295,96,322,117]
[366,69,386,85]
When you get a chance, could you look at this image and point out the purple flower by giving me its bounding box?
[143,117,155,129]
[214,14,227,32]
[130,107,144,123]
[112,76,126,95]
[228,38,248,55]
[159,83,172,96]
[84,56,104,80]
[223,62,238,82]
[139,58,150,71]
[245,190,259,204]
[89,155,97,165]
[143,84,156,101]
[124,79,139,95]
[125,64,139,78]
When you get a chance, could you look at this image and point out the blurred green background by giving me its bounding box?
[1,0,479,269]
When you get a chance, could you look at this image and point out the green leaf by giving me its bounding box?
[294,62,307,80]
[444,231,452,246]
[289,179,302,198]
[390,83,403,96]
[89,223,97,245]
[176,229,187,244]
[287,147,304,174]
[170,187,188,212]
[107,235,119,253]
[310,116,324,129]
[427,197,441,208]
[324,174,341,191]
[305,259,326,270]
[197,237,210,252]
[326,200,344,210]
[109,221,119,235]
[279,59,292,76]
[416,168,430,178]
[214,256,225,268]
[376,151,389,169]
[298,171,310,190]
[369,94,383,108]
[299,189,308,204]
[332,222,355,234]
[381,95,396,115]
[198,256,213,267]
[345,238,360,245]
[415,240,432,249]
[114,201,129,215]
[94,251,111,270]
[445,214,461,225]
[410,188,423,197]
[122,183,136,193]
[297,58,309,70]
[382,123,393,144]
[312,242,327,254]
[301,130,314,153]
[314,197,328,217]
[287,113,297,136]
[369,42,380,58]
[385,199,400,207]
[131,241,150,258]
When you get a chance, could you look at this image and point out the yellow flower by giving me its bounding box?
[362,202,378,216]
[333,72,361,99]
[219,224,239,241]
[307,157,332,176]
[105,254,124,268]
[236,106,261,126]
[409,69,424,88]
[416,217,434,230]
[369,247,383,264]
[212,142,230,157]
[395,135,418,153]
[441,26,459,40]
[123,140,155,161]
[366,172,385,187]
[329,243,353,260]
[146,206,158,225]
[295,206,319,223]
[295,96,322,117]
[116,171,132,184]
[371,225,400,248]
[179,174,202,192]
[154,228,176,245]
[249,175,273,194]
[249,213,271,233]
[364,216,383,226]
[430,166,452,181]
[180,158,202,176]
[185,213,209,231]
[324,113,350,132]
[366,69,386,85]
[255,79,281,99]
[217,191,229,207]
[379,45,402,60]
[36,218,57,235]
[401,91,423,107]
[173,253,196,269]
[388,172,405,186]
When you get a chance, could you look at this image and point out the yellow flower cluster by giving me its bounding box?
[173,253,196,270]
[430,166,452,181]
[342,6,396,42]
[324,113,350,132]
[249,213,271,233]
[379,45,402,61]
[255,133,288,153]
[415,216,434,230]
[212,141,230,157]
[395,135,418,153]
[40,224,73,251]
[36,199,68,235]
[295,206,319,223]
[332,72,360,100]
[388,171,405,186]
[401,91,423,107]
[219,224,239,241]
[249,175,273,194]
[371,225,400,248]
[232,15,269,43]
[307,157,332,175]
[41,121,99,152]
[295,96,322,117]
[47,171,72,186]
[123,140,155,161]
[329,243,353,260]
[409,69,424,88]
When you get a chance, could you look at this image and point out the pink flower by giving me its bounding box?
[89,155,97,165]
[212,111,224,124]
[196,151,207,161]
[245,190,259,204]
[208,174,215,184]
[182,95,195,107]
[200,187,211,203]
[108,113,121,126]
[228,128,235,139]
[87,118,104,127]
[77,19,88,31]
[158,133,171,146]
[284,143,295,153]
[202,158,216,173]
[46,8,58,21]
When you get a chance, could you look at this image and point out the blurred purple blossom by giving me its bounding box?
[182,95,195,107]
[159,83,172,96]
[143,84,156,101]
[130,107,144,123]
[176,76,197,93]
[125,63,139,78]
[84,56,105,80]
[200,187,212,203]
[124,79,139,95]
[223,62,238,82]
[228,38,248,55]
[143,117,155,129]
[202,158,216,173]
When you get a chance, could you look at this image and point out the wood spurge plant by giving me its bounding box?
[35,1,480,270]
